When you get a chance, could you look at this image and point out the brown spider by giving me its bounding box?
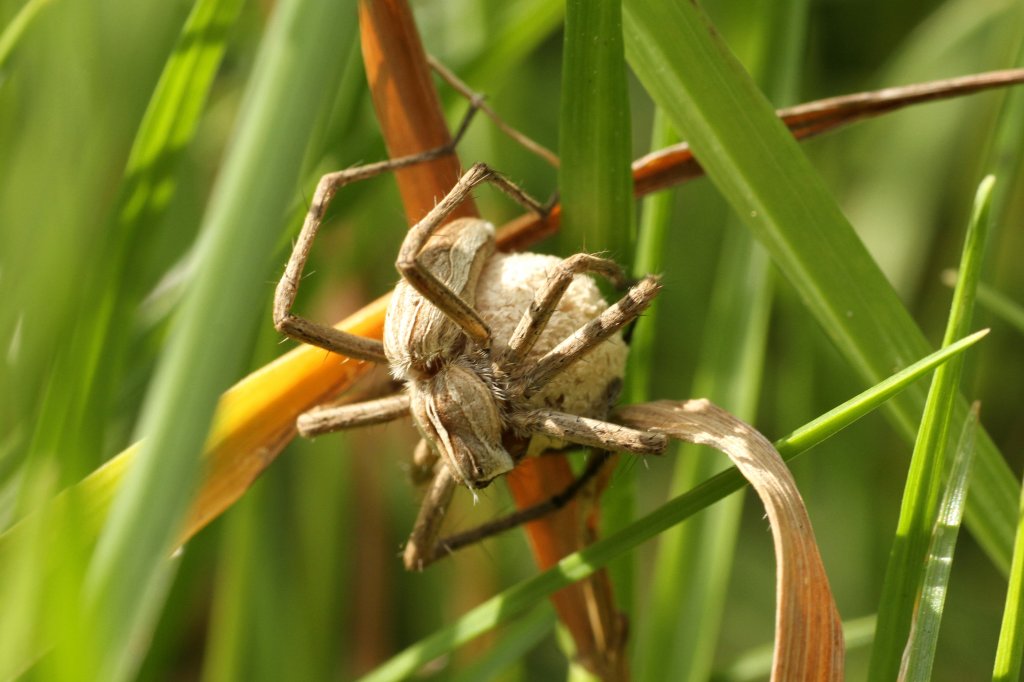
[273,157,665,570]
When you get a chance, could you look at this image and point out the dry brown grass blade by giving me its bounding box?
[499,67,1024,244]
[615,400,845,681]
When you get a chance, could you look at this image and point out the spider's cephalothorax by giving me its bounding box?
[384,217,513,488]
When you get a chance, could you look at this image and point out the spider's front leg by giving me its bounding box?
[392,163,548,345]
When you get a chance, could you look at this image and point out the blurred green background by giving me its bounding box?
[1,0,1023,679]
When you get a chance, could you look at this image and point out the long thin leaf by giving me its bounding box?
[0,0,52,68]
[624,107,676,405]
[559,0,636,644]
[871,176,994,681]
[81,1,356,679]
[619,107,674,678]
[993,473,1024,682]
[71,0,246,489]
[449,604,557,682]
[900,404,979,681]
[559,0,633,260]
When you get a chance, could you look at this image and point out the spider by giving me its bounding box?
[273,150,666,571]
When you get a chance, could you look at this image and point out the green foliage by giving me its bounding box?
[559,0,637,623]
[994,469,1024,682]
[1,0,1023,679]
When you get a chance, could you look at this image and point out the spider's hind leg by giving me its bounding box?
[427,54,560,169]
[403,464,458,571]
[405,411,668,571]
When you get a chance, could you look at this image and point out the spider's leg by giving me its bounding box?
[409,438,439,486]
[395,163,548,345]
[503,253,627,367]
[297,392,410,438]
[515,274,662,399]
[403,464,458,571]
[427,55,560,169]
[274,148,461,362]
[509,409,667,456]
[421,450,613,567]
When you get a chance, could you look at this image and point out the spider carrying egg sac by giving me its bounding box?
[475,252,630,454]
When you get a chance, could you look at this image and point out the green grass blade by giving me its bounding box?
[772,330,987,453]
[627,109,682,681]
[979,12,1024,223]
[358,331,986,682]
[993,475,1024,682]
[72,0,246,476]
[558,0,636,618]
[621,0,1018,573]
[460,0,565,87]
[449,605,557,682]
[1,0,245,674]
[900,404,978,682]
[0,0,52,68]
[869,176,994,681]
[558,0,633,260]
[111,0,244,246]
[81,0,356,679]
[636,228,772,682]
[628,109,677,675]
[201,492,258,682]
[0,462,59,679]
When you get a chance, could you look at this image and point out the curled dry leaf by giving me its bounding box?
[614,399,845,681]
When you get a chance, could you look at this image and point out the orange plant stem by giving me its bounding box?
[358,0,476,225]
